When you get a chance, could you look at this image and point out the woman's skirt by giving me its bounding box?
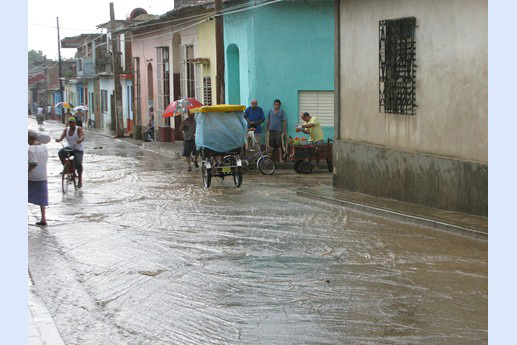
[28,180,48,206]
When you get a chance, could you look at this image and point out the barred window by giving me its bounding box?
[379,17,416,115]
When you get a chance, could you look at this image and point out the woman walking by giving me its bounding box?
[28,129,49,226]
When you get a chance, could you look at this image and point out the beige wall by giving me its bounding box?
[197,20,217,104]
[339,0,487,163]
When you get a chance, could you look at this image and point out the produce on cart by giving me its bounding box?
[193,105,247,188]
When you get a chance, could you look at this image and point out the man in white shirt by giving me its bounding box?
[28,129,49,226]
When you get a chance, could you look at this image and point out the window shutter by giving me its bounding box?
[298,91,334,127]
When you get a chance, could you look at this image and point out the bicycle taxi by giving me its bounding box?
[191,105,248,188]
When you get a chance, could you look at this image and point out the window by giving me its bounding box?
[133,57,141,123]
[379,17,417,115]
[101,90,108,112]
[157,47,170,125]
[298,91,334,127]
[203,77,212,106]
[180,45,196,98]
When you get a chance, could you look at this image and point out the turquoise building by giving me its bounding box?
[223,0,335,141]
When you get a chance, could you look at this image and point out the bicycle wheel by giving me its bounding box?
[62,171,68,193]
[257,156,276,175]
[202,162,211,188]
[233,167,243,187]
[72,172,78,190]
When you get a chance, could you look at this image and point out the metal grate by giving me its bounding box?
[379,17,417,115]
[203,77,212,106]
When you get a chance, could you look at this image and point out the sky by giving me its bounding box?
[28,0,176,60]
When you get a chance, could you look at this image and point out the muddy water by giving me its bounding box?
[28,120,487,344]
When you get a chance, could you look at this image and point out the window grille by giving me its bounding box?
[203,77,212,106]
[379,16,417,115]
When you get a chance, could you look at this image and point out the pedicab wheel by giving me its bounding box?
[326,159,333,173]
[293,159,304,173]
[257,156,276,175]
[299,160,313,174]
[233,167,243,187]
[202,162,211,188]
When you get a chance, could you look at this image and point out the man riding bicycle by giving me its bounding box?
[56,116,85,188]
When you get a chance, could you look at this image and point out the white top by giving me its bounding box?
[65,127,84,151]
[28,145,48,181]
[36,107,44,115]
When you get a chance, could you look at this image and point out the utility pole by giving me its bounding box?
[57,17,65,124]
[215,0,225,104]
[110,2,125,137]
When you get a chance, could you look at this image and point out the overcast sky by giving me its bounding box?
[28,0,175,60]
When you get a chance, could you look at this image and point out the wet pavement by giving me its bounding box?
[28,119,487,344]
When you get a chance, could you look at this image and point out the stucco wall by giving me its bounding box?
[224,0,334,139]
[339,0,487,163]
[99,76,114,129]
[197,20,217,104]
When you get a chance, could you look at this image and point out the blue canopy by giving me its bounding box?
[195,111,247,153]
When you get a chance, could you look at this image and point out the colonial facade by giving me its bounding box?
[223,0,335,141]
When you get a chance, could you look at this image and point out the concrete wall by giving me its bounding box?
[335,0,488,216]
[339,0,487,163]
[224,0,335,139]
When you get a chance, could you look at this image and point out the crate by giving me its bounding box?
[293,145,317,159]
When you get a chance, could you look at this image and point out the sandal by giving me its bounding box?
[35,221,47,226]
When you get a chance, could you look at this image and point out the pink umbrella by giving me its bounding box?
[162,98,204,118]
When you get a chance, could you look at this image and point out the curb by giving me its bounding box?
[297,190,487,240]
[29,274,66,345]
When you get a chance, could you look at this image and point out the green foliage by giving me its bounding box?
[28,49,46,67]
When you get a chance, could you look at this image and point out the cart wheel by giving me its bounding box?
[293,159,304,173]
[202,162,211,188]
[233,167,243,187]
[326,159,333,173]
[299,160,313,174]
[257,156,276,175]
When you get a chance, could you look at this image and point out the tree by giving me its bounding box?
[28,49,46,67]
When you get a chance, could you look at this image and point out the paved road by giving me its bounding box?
[28,120,487,345]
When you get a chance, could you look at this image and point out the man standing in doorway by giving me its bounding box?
[266,99,286,162]
[244,99,265,150]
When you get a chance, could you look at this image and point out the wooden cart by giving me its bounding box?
[287,138,333,174]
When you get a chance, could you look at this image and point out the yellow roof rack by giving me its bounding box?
[190,104,246,113]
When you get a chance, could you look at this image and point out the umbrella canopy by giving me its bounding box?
[55,102,73,109]
[73,105,88,111]
[162,98,203,118]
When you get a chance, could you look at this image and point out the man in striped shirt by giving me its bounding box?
[180,112,199,171]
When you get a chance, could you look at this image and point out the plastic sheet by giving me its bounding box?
[195,111,247,153]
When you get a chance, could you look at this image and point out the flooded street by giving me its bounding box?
[28,120,487,344]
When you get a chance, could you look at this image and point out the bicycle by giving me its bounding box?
[60,143,78,193]
[241,130,276,175]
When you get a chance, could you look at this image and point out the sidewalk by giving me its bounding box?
[28,274,65,345]
[297,187,488,239]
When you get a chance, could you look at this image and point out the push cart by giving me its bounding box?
[192,105,248,188]
[287,138,333,174]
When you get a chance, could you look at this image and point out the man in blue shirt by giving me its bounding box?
[244,99,265,150]
[266,99,286,162]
